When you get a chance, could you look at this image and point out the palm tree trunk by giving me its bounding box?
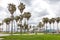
[15,21,18,32]
[53,23,54,33]
[57,23,59,33]
[14,21,15,33]
[7,25,9,32]
[24,28,26,33]
[44,24,45,33]
[20,13,23,34]
[50,24,51,33]
[2,25,3,32]
[46,23,47,33]
[27,20,29,34]
[20,20,22,34]
[6,24,7,32]
[20,26,22,34]
[8,24,10,33]
[11,14,14,35]
[11,21,13,35]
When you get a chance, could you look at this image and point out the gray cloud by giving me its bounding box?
[44,0,60,4]
[21,0,32,6]
[28,9,49,25]
[32,9,49,18]
[0,7,5,11]
[55,9,60,17]
[37,10,49,17]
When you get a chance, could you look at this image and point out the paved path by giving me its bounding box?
[0,38,4,40]
[0,33,44,40]
[0,34,10,36]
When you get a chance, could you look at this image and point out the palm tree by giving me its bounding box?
[23,12,31,33]
[42,17,49,33]
[14,16,20,32]
[24,20,27,33]
[37,22,44,32]
[37,22,42,28]
[56,17,60,33]
[3,18,11,32]
[49,19,52,32]
[18,3,25,14]
[8,4,16,34]
[51,18,55,33]
[18,3,25,34]
[19,15,23,34]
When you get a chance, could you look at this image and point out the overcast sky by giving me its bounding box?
[0,0,60,26]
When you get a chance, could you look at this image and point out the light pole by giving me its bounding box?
[8,4,16,35]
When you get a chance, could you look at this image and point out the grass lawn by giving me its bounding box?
[0,34,60,40]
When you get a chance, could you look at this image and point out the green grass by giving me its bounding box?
[1,34,60,40]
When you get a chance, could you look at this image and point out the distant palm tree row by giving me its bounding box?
[38,17,60,33]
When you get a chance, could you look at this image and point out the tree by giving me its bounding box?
[8,4,16,34]
[56,17,60,33]
[23,12,31,33]
[19,15,23,34]
[3,18,11,32]
[37,22,42,28]
[14,16,20,32]
[18,3,25,34]
[49,19,52,32]
[24,20,27,33]
[51,18,55,33]
[37,22,44,32]
[42,17,49,33]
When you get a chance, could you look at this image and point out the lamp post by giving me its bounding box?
[8,4,16,35]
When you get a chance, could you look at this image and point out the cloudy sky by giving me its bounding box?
[0,0,60,26]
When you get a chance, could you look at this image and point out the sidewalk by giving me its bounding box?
[0,34,10,37]
[0,38,4,40]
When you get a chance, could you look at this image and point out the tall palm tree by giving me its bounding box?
[42,17,49,33]
[18,3,25,34]
[8,4,16,34]
[49,19,52,32]
[19,15,23,34]
[42,18,45,32]
[24,21,27,33]
[56,17,60,33]
[37,22,42,28]
[18,3,25,14]
[37,22,44,32]
[14,16,20,32]
[3,18,11,32]
[23,12,31,33]
[51,18,55,33]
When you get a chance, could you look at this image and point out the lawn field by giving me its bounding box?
[0,34,60,40]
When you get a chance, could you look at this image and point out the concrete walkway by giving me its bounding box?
[0,38,4,40]
[0,34,10,36]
